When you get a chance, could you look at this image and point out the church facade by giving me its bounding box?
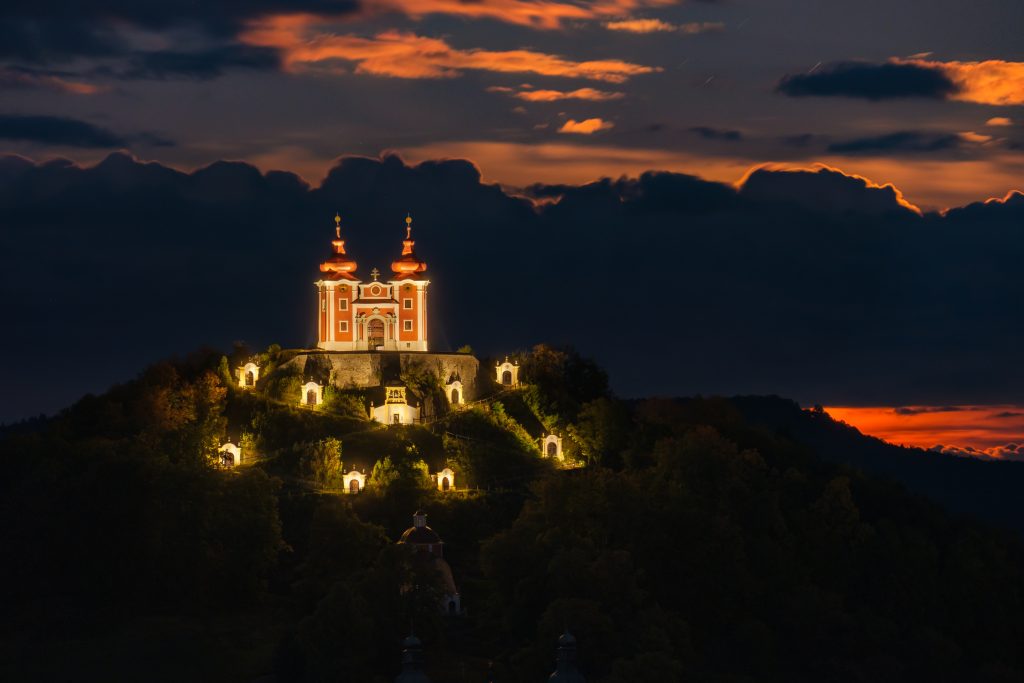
[316,214,429,352]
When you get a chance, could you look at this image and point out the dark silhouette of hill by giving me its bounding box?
[3,347,1024,681]
[727,395,1024,534]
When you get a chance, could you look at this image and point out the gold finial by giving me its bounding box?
[334,212,341,239]
[405,212,412,239]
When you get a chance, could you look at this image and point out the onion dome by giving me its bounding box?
[399,510,443,546]
[391,214,427,279]
[320,213,359,280]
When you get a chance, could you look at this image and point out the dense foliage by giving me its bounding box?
[2,345,1024,682]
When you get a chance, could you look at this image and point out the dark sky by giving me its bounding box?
[1,0,1023,423]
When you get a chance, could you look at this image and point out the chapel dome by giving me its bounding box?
[399,510,443,546]
[320,213,358,280]
[391,214,427,279]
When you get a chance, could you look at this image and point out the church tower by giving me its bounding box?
[315,214,430,352]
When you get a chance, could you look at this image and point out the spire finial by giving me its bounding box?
[334,212,341,239]
[405,212,412,240]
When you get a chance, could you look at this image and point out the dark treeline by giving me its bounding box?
[2,345,1023,682]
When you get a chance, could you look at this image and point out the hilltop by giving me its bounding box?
[2,344,1024,682]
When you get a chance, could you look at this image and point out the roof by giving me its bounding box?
[399,526,442,545]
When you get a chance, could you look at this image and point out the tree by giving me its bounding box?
[301,438,344,489]
[570,397,631,467]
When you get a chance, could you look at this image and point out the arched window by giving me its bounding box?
[502,370,512,385]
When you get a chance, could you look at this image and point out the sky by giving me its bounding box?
[1,0,1023,454]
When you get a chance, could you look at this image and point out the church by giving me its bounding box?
[316,213,429,352]
[253,212,483,427]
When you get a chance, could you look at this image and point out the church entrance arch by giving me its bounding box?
[307,389,317,405]
[441,476,450,491]
[547,441,558,457]
[368,318,385,348]
[349,478,360,494]
[502,370,512,385]
[245,370,255,386]
[451,388,460,404]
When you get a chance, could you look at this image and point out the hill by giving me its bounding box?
[727,395,1024,534]
[1,346,1023,682]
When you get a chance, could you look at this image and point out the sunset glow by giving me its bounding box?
[825,406,1024,460]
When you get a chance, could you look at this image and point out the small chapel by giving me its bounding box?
[316,213,429,352]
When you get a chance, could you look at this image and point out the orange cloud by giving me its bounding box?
[898,58,1024,106]
[241,19,659,82]
[558,118,614,134]
[825,405,1024,456]
[605,18,723,33]
[503,87,624,101]
[605,18,675,32]
[362,0,678,30]
[986,117,1013,127]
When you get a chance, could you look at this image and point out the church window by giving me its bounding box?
[403,298,413,309]
[338,298,348,311]
[404,320,413,331]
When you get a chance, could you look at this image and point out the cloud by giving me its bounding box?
[2,152,1024,423]
[827,131,966,154]
[905,58,1024,106]
[893,406,965,415]
[240,21,659,82]
[490,86,624,101]
[0,114,127,148]
[689,126,742,141]
[0,66,105,94]
[777,58,1024,106]
[605,19,723,34]
[736,164,922,215]
[558,118,614,134]
[364,0,670,30]
[931,443,1024,462]
[776,60,958,100]
[114,45,282,80]
[986,117,1014,127]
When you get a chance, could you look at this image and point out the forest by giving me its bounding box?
[2,344,1024,682]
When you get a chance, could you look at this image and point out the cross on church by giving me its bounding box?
[371,268,380,281]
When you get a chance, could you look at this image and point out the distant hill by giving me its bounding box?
[728,395,1024,535]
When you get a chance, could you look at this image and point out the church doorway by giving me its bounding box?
[368,318,385,348]
[451,388,460,404]
[393,413,401,425]
[245,370,255,387]
[547,441,558,457]
[502,370,512,385]
[306,389,317,405]
[441,476,450,491]
[349,479,360,494]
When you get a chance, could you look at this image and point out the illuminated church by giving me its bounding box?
[316,213,429,352]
